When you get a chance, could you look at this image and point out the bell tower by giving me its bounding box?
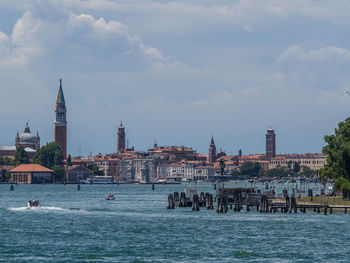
[208,136,216,163]
[117,121,125,153]
[54,79,67,157]
[266,128,276,160]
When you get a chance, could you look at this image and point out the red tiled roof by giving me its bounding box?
[10,164,53,173]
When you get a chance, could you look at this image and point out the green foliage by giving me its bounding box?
[0,156,14,166]
[87,164,104,176]
[14,146,29,166]
[52,165,65,182]
[322,117,350,180]
[239,162,263,177]
[334,177,348,191]
[33,142,63,169]
[230,169,240,177]
[292,162,300,174]
[67,154,72,166]
[5,171,11,181]
[265,166,290,177]
[300,166,316,177]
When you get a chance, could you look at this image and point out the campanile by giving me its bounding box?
[54,79,67,157]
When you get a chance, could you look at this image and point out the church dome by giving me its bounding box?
[20,132,36,144]
[19,122,36,145]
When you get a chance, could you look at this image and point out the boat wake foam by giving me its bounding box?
[9,206,71,212]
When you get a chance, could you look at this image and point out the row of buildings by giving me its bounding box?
[0,79,327,184]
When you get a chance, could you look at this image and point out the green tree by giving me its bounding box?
[87,164,104,176]
[67,154,72,166]
[239,162,263,177]
[293,162,301,174]
[2,157,14,166]
[321,117,350,180]
[14,146,29,166]
[230,169,240,177]
[287,161,293,172]
[52,165,65,182]
[33,142,64,169]
[300,166,316,177]
[266,166,290,177]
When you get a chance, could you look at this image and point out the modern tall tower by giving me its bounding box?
[117,121,125,153]
[266,128,276,160]
[54,79,67,157]
[208,136,216,163]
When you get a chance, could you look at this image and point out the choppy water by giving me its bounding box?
[0,182,349,262]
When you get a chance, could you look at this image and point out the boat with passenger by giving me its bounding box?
[106,193,115,200]
[28,200,40,207]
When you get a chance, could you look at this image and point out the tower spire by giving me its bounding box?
[56,79,65,104]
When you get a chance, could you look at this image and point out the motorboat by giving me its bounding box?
[28,200,40,207]
[106,194,115,200]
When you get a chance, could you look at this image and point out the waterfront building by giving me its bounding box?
[119,157,166,183]
[54,79,67,157]
[269,154,327,170]
[165,163,194,180]
[117,122,126,153]
[66,165,93,183]
[266,128,276,160]
[0,122,39,159]
[148,145,206,162]
[193,166,217,180]
[10,164,53,184]
[208,136,216,163]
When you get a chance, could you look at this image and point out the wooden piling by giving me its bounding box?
[207,194,214,209]
[174,192,180,206]
[192,194,199,211]
[10,184,14,191]
[179,192,187,207]
[167,194,175,209]
[77,184,80,190]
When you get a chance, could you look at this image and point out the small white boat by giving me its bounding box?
[106,194,115,200]
[28,200,40,207]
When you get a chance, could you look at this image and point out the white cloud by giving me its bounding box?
[276,45,350,90]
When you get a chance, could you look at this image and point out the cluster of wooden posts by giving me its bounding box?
[167,187,350,215]
[167,191,214,211]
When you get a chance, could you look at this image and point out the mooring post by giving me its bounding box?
[324,207,327,215]
[152,183,155,190]
[167,194,175,209]
[77,184,80,190]
[179,192,186,207]
[330,207,333,214]
[10,184,14,191]
[345,208,347,214]
[192,194,199,211]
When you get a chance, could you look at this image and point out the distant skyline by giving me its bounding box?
[1,0,350,156]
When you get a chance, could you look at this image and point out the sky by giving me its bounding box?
[1,0,350,156]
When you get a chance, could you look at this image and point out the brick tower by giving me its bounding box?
[117,121,125,153]
[208,136,216,163]
[54,79,67,157]
[266,128,276,160]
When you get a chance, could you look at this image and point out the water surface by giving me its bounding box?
[0,183,348,262]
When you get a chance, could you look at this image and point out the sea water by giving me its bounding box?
[0,183,349,262]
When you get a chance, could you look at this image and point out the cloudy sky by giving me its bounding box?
[1,0,350,156]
